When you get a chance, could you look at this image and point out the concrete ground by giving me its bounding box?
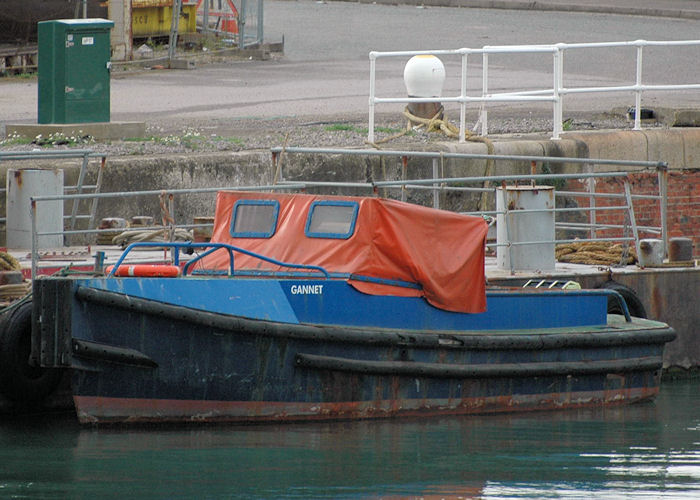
[1,0,699,146]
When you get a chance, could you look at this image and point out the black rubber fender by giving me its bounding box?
[599,280,647,319]
[0,302,63,402]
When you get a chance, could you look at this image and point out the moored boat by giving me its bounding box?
[30,190,675,424]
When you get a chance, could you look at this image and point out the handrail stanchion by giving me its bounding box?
[432,158,439,209]
[368,52,377,144]
[459,51,467,143]
[401,156,408,203]
[623,179,641,260]
[552,45,563,139]
[634,42,644,130]
[587,162,597,241]
[658,164,669,257]
[481,52,489,135]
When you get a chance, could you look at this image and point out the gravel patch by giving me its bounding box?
[0,111,637,157]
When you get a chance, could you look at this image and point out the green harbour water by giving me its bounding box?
[1,379,698,499]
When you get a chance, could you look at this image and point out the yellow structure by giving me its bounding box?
[131,1,197,38]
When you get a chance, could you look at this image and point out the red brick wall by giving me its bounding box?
[564,170,699,258]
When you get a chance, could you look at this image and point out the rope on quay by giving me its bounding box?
[556,241,638,266]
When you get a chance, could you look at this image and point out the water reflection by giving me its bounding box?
[0,379,698,499]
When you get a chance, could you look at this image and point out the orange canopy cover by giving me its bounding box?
[202,191,488,313]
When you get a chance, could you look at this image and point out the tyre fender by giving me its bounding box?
[0,302,63,402]
[598,280,647,319]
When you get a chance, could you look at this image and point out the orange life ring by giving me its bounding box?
[105,264,181,278]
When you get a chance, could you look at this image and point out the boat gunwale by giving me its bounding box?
[72,284,676,350]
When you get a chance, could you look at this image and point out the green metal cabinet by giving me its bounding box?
[38,19,114,124]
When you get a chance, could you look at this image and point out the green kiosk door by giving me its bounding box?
[38,19,114,124]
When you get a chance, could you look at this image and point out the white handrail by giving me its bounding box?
[368,39,700,142]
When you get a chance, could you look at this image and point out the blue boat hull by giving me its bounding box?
[32,277,675,424]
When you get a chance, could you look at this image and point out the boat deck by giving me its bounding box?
[5,244,695,281]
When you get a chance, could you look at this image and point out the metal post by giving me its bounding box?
[168,0,182,65]
[82,0,87,18]
[258,0,264,46]
[432,158,440,209]
[587,163,596,241]
[658,164,669,257]
[168,194,176,263]
[552,46,563,139]
[634,44,643,130]
[500,181,515,275]
[368,54,377,144]
[239,0,247,49]
[459,52,467,143]
[401,156,408,202]
[481,52,488,136]
[203,0,210,34]
[623,179,641,261]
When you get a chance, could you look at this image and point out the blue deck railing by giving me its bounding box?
[107,241,331,279]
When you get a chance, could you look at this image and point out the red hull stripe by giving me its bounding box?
[74,387,659,424]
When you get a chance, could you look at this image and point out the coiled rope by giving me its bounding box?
[0,252,31,304]
[556,241,637,266]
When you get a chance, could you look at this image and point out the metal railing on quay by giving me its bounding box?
[28,183,306,279]
[368,39,700,142]
[26,148,667,278]
[271,147,668,259]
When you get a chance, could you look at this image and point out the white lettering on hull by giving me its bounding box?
[290,284,324,295]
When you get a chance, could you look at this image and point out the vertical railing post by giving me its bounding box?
[481,52,488,136]
[634,42,644,130]
[623,178,641,261]
[552,45,564,139]
[203,0,209,35]
[432,158,440,209]
[658,163,669,257]
[239,0,247,48]
[368,53,377,144]
[168,0,181,65]
[459,51,467,143]
[587,163,597,241]
[257,0,264,45]
[401,156,408,202]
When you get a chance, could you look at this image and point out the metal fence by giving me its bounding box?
[368,39,700,142]
[25,148,668,278]
[199,0,264,48]
[271,148,668,263]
